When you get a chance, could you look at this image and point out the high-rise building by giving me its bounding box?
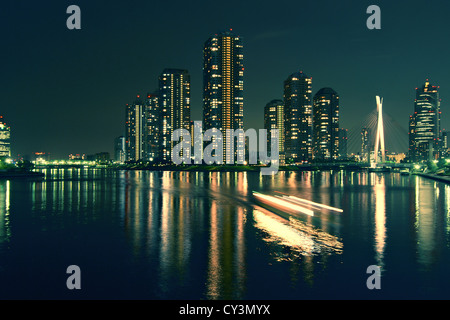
[145,92,162,162]
[361,127,370,162]
[125,96,145,161]
[408,115,416,160]
[409,80,441,161]
[284,71,312,163]
[114,136,125,162]
[338,128,348,160]
[264,99,284,162]
[0,116,11,158]
[203,30,244,163]
[159,69,191,162]
[442,130,448,157]
[312,88,339,160]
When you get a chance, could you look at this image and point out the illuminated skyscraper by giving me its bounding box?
[114,136,125,162]
[361,127,370,162]
[159,69,191,162]
[144,91,162,162]
[0,116,11,157]
[442,130,448,157]
[264,99,284,162]
[125,96,145,161]
[312,88,339,160]
[409,80,441,161]
[408,115,415,160]
[284,71,312,163]
[203,30,244,163]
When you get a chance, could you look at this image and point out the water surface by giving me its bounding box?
[0,169,449,299]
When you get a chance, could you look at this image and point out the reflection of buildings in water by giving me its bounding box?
[236,172,247,196]
[30,168,123,224]
[0,180,11,244]
[206,200,220,299]
[413,177,440,270]
[205,201,247,300]
[446,185,450,234]
[121,171,247,299]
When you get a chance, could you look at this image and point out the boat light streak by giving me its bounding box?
[253,192,314,216]
[283,195,343,213]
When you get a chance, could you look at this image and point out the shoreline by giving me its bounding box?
[415,173,450,184]
[0,170,45,179]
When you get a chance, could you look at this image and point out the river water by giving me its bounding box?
[0,169,449,299]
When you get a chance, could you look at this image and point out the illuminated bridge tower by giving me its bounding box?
[374,96,385,164]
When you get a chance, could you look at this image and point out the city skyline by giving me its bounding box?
[2,1,450,158]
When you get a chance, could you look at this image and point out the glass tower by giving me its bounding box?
[409,80,441,161]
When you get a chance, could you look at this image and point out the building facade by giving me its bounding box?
[203,30,244,163]
[0,117,11,158]
[312,88,339,160]
[145,92,162,162]
[125,97,145,161]
[283,71,312,163]
[114,136,125,162]
[361,127,371,162]
[264,99,284,162]
[159,69,191,162]
[409,80,441,161]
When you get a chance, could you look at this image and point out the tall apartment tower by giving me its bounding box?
[283,71,313,163]
[264,99,285,162]
[144,91,162,162]
[0,116,11,157]
[312,88,340,160]
[114,136,125,162]
[159,69,191,162]
[409,80,441,161]
[203,30,244,163]
[361,127,371,162]
[125,96,145,161]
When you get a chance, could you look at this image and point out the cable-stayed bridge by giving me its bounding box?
[346,97,409,160]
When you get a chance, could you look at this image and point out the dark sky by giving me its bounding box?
[1,0,450,158]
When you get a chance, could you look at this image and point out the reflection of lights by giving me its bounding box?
[253,208,343,259]
[374,177,386,269]
[253,192,314,216]
[253,209,316,255]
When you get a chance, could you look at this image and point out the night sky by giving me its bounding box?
[1,0,450,159]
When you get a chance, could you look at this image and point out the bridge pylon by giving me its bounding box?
[373,96,385,164]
